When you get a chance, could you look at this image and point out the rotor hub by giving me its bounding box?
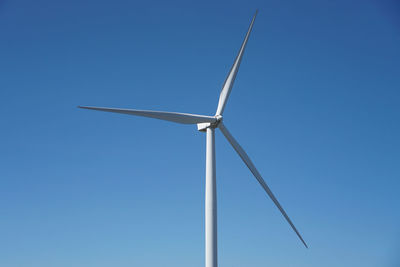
[197,115,223,132]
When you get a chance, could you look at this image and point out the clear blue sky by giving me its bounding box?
[1,0,399,266]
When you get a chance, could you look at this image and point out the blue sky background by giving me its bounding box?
[1,0,400,266]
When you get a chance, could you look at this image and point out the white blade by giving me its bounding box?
[78,106,217,124]
[215,11,257,116]
[218,123,308,248]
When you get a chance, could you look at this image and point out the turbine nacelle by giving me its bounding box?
[197,115,223,132]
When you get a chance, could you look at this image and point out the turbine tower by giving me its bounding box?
[79,10,307,267]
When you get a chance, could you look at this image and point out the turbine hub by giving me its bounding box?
[197,115,223,132]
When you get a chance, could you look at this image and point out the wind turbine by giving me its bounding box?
[79,10,307,267]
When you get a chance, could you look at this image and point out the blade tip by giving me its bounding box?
[254,9,259,17]
[78,106,95,111]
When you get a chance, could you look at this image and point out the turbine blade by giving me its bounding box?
[78,106,217,124]
[218,122,308,248]
[215,10,257,116]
